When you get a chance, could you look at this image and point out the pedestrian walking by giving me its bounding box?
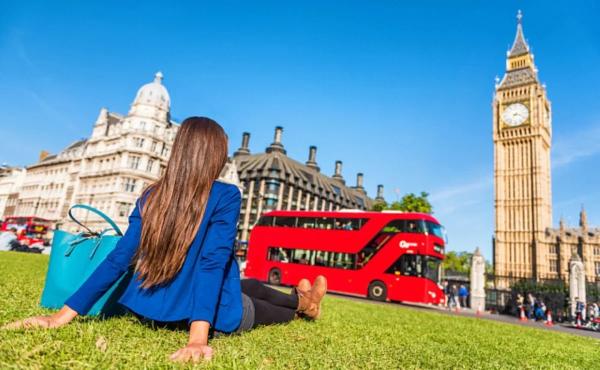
[458,285,468,308]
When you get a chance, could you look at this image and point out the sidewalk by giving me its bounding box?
[401,302,600,340]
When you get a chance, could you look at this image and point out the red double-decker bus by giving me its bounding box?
[244,210,447,305]
[1,216,52,246]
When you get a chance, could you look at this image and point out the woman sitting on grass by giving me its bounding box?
[4,117,328,363]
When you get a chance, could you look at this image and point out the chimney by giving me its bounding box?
[306,146,320,171]
[234,132,251,157]
[580,205,588,230]
[39,150,50,162]
[332,160,345,184]
[354,173,365,193]
[266,126,286,154]
[376,184,385,201]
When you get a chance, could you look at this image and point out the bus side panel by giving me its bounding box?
[244,234,269,281]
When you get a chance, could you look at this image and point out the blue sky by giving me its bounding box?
[1,1,599,260]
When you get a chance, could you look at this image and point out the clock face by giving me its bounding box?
[501,103,529,127]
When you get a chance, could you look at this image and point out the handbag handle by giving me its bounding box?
[68,204,123,236]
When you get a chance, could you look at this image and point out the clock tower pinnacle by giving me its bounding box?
[493,11,553,283]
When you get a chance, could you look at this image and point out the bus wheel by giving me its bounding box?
[368,281,387,301]
[268,268,282,285]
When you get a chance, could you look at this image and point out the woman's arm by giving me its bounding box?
[64,202,142,315]
[2,202,143,330]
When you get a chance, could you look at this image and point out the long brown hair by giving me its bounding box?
[134,117,228,289]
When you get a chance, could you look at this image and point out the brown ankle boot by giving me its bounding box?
[302,275,327,320]
[295,278,312,312]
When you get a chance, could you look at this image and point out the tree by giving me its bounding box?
[371,200,387,212]
[390,191,433,213]
[442,251,493,274]
[372,192,433,213]
[442,251,471,273]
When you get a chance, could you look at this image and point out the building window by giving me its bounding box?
[140,121,146,131]
[596,262,600,277]
[151,141,157,152]
[134,137,145,148]
[549,259,558,273]
[123,178,137,192]
[117,202,132,217]
[146,159,154,173]
[128,156,141,170]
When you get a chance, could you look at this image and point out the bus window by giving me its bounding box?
[382,219,426,234]
[316,217,334,230]
[423,256,441,283]
[357,232,394,267]
[386,254,423,276]
[333,218,365,231]
[274,217,297,227]
[329,252,356,270]
[268,247,356,269]
[257,216,274,226]
[314,251,328,266]
[268,247,291,262]
[293,250,310,264]
[297,217,317,229]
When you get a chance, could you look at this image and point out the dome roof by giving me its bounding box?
[131,71,170,112]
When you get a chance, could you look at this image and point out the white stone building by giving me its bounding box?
[13,72,239,232]
[0,166,26,220]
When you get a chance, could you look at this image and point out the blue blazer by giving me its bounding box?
[66,181,243,333]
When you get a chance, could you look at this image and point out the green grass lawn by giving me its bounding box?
[0,252,599,369]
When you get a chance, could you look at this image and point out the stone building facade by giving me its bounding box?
[232,127,382,241]
[493,12,600,284]
[9,72,239,232]
[0,166,26,220]
[12,72,179,232]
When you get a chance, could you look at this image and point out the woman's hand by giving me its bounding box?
[169,342,213,363]
[169,320,212,362]
[1,305,78,330]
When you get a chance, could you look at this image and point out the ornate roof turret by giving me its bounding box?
[128,71,171,121]
[497,11,539,90]
[508,10,530,57]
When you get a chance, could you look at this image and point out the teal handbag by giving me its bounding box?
[40,204,131,316]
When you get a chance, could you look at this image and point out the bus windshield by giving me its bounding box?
[426,221,446,242]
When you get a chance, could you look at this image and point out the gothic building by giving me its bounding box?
[493,12,600,284]
[232,127,382,241]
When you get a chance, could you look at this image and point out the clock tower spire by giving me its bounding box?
[493,11,553,284]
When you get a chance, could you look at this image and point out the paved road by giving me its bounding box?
[327,291,600,340]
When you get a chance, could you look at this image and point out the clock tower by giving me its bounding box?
[493,11,552,282]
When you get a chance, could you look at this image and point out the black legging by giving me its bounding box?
[241,279,298,328]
